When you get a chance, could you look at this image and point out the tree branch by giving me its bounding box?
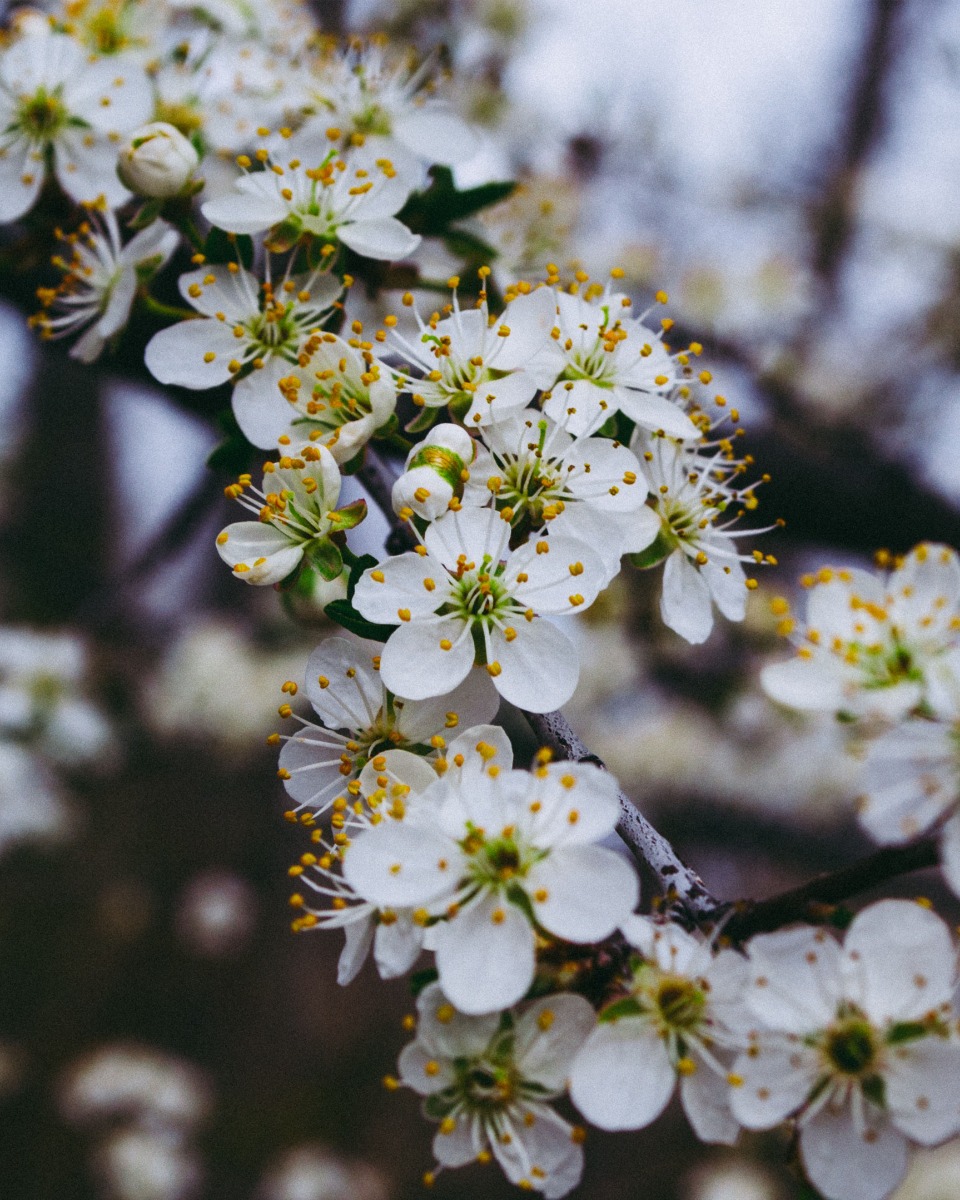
[716,836,940,943]
[524,709,718,920]
[354,446,719,916]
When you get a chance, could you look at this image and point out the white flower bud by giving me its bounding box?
[393,426,476,521]
[117,122,199,199]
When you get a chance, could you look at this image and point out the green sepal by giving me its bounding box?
[887,1021,932,1045]
[405,404,440,435]
[628,526,674,570]
[307,538,343,581]
[203,226,254,268]
[598,996,643,1023]
[410,966,439,997]
[331,499,367,531]
[861,1074,886,1108]
[134,252,167,283]
[127,198,163,230]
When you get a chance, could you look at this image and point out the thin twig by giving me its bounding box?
[525,709,718,920]
[715,836,940,943]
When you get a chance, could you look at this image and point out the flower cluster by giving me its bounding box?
[762,544,960,899]
[7,5,960,1200]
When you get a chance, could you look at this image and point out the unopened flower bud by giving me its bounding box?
[393,425,476,521]
[117,122,199,199]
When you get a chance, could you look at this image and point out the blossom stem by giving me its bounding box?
[715,835,940,943]
[138,288,196,323]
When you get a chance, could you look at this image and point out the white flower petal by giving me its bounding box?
[337,916,374,985]
[760,656,848,711]
[569,1019,675,1130]
[373,912,424,979]
[528,845,638,943]
[885,1037,960,1144]
[343,822,456,908]
[487,619,580,713]
[145,319,238,388]
[744,926,844,1032]
[433,892,536,1014]
[512,994,596,1094]
[843,900,956,1023]
[0,136,44,221]
[353,553,445,623]
[379,619,475,701]
[661,550,714,644]
[728,1041,819,1129]
[415,981,500,1059]
[800,1105,908,1200]
[338,217,420,261]
[681,1062,740,1145]
[215,521,302,585]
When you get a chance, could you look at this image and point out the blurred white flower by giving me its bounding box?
[175,871,257,957]
[258,1144,390,1200]
[93,1128,203,1200]
[60,1045,213,1132]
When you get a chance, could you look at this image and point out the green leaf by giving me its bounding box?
[399,165,516,238]
[324,599,396,643]
[443,227,499,262]
[410,966,439,997]
[204,226,254,268]
[307,538,343,581]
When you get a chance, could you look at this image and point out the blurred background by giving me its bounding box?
[3,0,960,1197]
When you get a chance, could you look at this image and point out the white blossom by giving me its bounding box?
[761,545,960,720]
[32,205,178,363]
[244,331,397,458]
[392,423,477,522]
[387,279,556,426]
[463,410,658,579]
[530,281,699,440]
[216,446,364,586]
[729,901,960,1200]
[144,262,341,422]
[632,428,763,644]
[856,664,960,897]
[352,505,608,711]
[342,755,639,1013]
[291,732,512,985]
[397,983,595,1197]
[276,635,498,819]
[570,915,746,1142]
[201,138,422,261]
[0,32,152,219]
[117,121,200,198]
[292,40,478,166]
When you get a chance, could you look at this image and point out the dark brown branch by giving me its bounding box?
[716,836,940,943]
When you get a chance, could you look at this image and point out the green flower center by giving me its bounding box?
[653,976,707,1032]
[824,1018,878,1077]
[19,88,68,140]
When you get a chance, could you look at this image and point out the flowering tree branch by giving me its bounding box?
[523,709,719,919]
[357,444,719,916]
[717,835,940,943]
